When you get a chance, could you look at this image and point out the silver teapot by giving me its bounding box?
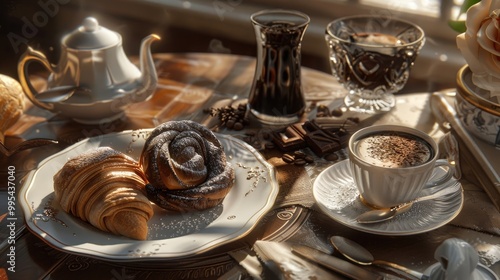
[18,17,160,124]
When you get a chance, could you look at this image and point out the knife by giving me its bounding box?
[292,245,383,280]
[227,248,263,279]
[253,240,347,279]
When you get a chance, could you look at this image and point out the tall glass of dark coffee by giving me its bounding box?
[248,10,309,125]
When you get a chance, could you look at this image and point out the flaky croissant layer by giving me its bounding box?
[53,147,154,240]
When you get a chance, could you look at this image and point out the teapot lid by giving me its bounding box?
[63,17,120,49]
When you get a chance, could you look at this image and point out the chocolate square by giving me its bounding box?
[304,130,341,156]
[272,125,307,151]
[302,120,351,156]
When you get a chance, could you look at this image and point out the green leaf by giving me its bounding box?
[449,20,467,33]
[448,0,481,33]
[460,0,481,14]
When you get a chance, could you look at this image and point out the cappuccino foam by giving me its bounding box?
[354,132,432,168]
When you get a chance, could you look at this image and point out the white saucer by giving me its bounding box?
[313,159,464,236]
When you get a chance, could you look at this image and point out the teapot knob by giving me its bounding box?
[82,17,98,32]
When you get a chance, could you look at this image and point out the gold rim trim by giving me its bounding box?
[456,65,500,116]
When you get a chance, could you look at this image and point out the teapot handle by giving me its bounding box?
[17,47,55,110]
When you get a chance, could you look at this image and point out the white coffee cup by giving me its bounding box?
[348,125,454,209]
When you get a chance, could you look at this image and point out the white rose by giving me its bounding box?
[457,0,500,100]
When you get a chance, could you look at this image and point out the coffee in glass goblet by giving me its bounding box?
[325,15,425,114]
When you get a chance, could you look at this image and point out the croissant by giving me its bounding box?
[53,147,153,240]
[140,120,235,212]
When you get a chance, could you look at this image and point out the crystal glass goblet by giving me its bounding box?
[325,15,425,114]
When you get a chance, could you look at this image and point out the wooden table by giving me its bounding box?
[1,53,499,279]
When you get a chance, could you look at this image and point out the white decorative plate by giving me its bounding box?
[313,160,463,236]
[19,130,278,261]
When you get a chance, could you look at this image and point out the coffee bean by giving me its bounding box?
[265,142,275,149]
[331,108,343,117]
[238,104,247,111]
[226,119,235,129]
[317,104,330,117]
[304,155,314,163]
[233,122,244,131]
[324,153,339,161]
[207,103,249,130]
[294,151,306,159]
[294,159,307,165]
[282,154,295,163]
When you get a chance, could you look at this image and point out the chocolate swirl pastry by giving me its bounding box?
[53,147,154,240]
[140,120,235,212]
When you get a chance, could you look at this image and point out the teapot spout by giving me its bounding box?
[136,34,161,101]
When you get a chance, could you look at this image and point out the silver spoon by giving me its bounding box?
[356,181,461,224]
[330,236,428,280]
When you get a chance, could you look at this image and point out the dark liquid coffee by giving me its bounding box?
[329,32,414,92]
[248,18,307,123]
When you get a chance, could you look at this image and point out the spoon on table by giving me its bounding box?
[356,181,461,224]
[330,236,428,280]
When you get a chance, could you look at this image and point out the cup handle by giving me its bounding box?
[424,159,455,188]
[17,47,55,110]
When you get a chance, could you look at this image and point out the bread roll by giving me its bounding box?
[140,120,235,212]
[0,74,25,142]
[54,147,153,240]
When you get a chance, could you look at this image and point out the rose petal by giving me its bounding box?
[481,49,500,78]
[484,19,499,42]
[493,17,500,52]
[493,52,500,69]
[465,0,494,38]
[478,19,500,55]
[457,33,484,74]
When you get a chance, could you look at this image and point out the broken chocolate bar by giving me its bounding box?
[272,123,307,151]
[304,129,348,156]
[272,118,357,156]
[303,119,351,157]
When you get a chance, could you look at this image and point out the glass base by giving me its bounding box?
[249,109,302,126]
[344,93,396,114]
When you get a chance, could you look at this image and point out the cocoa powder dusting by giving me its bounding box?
[365,132,431,167]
